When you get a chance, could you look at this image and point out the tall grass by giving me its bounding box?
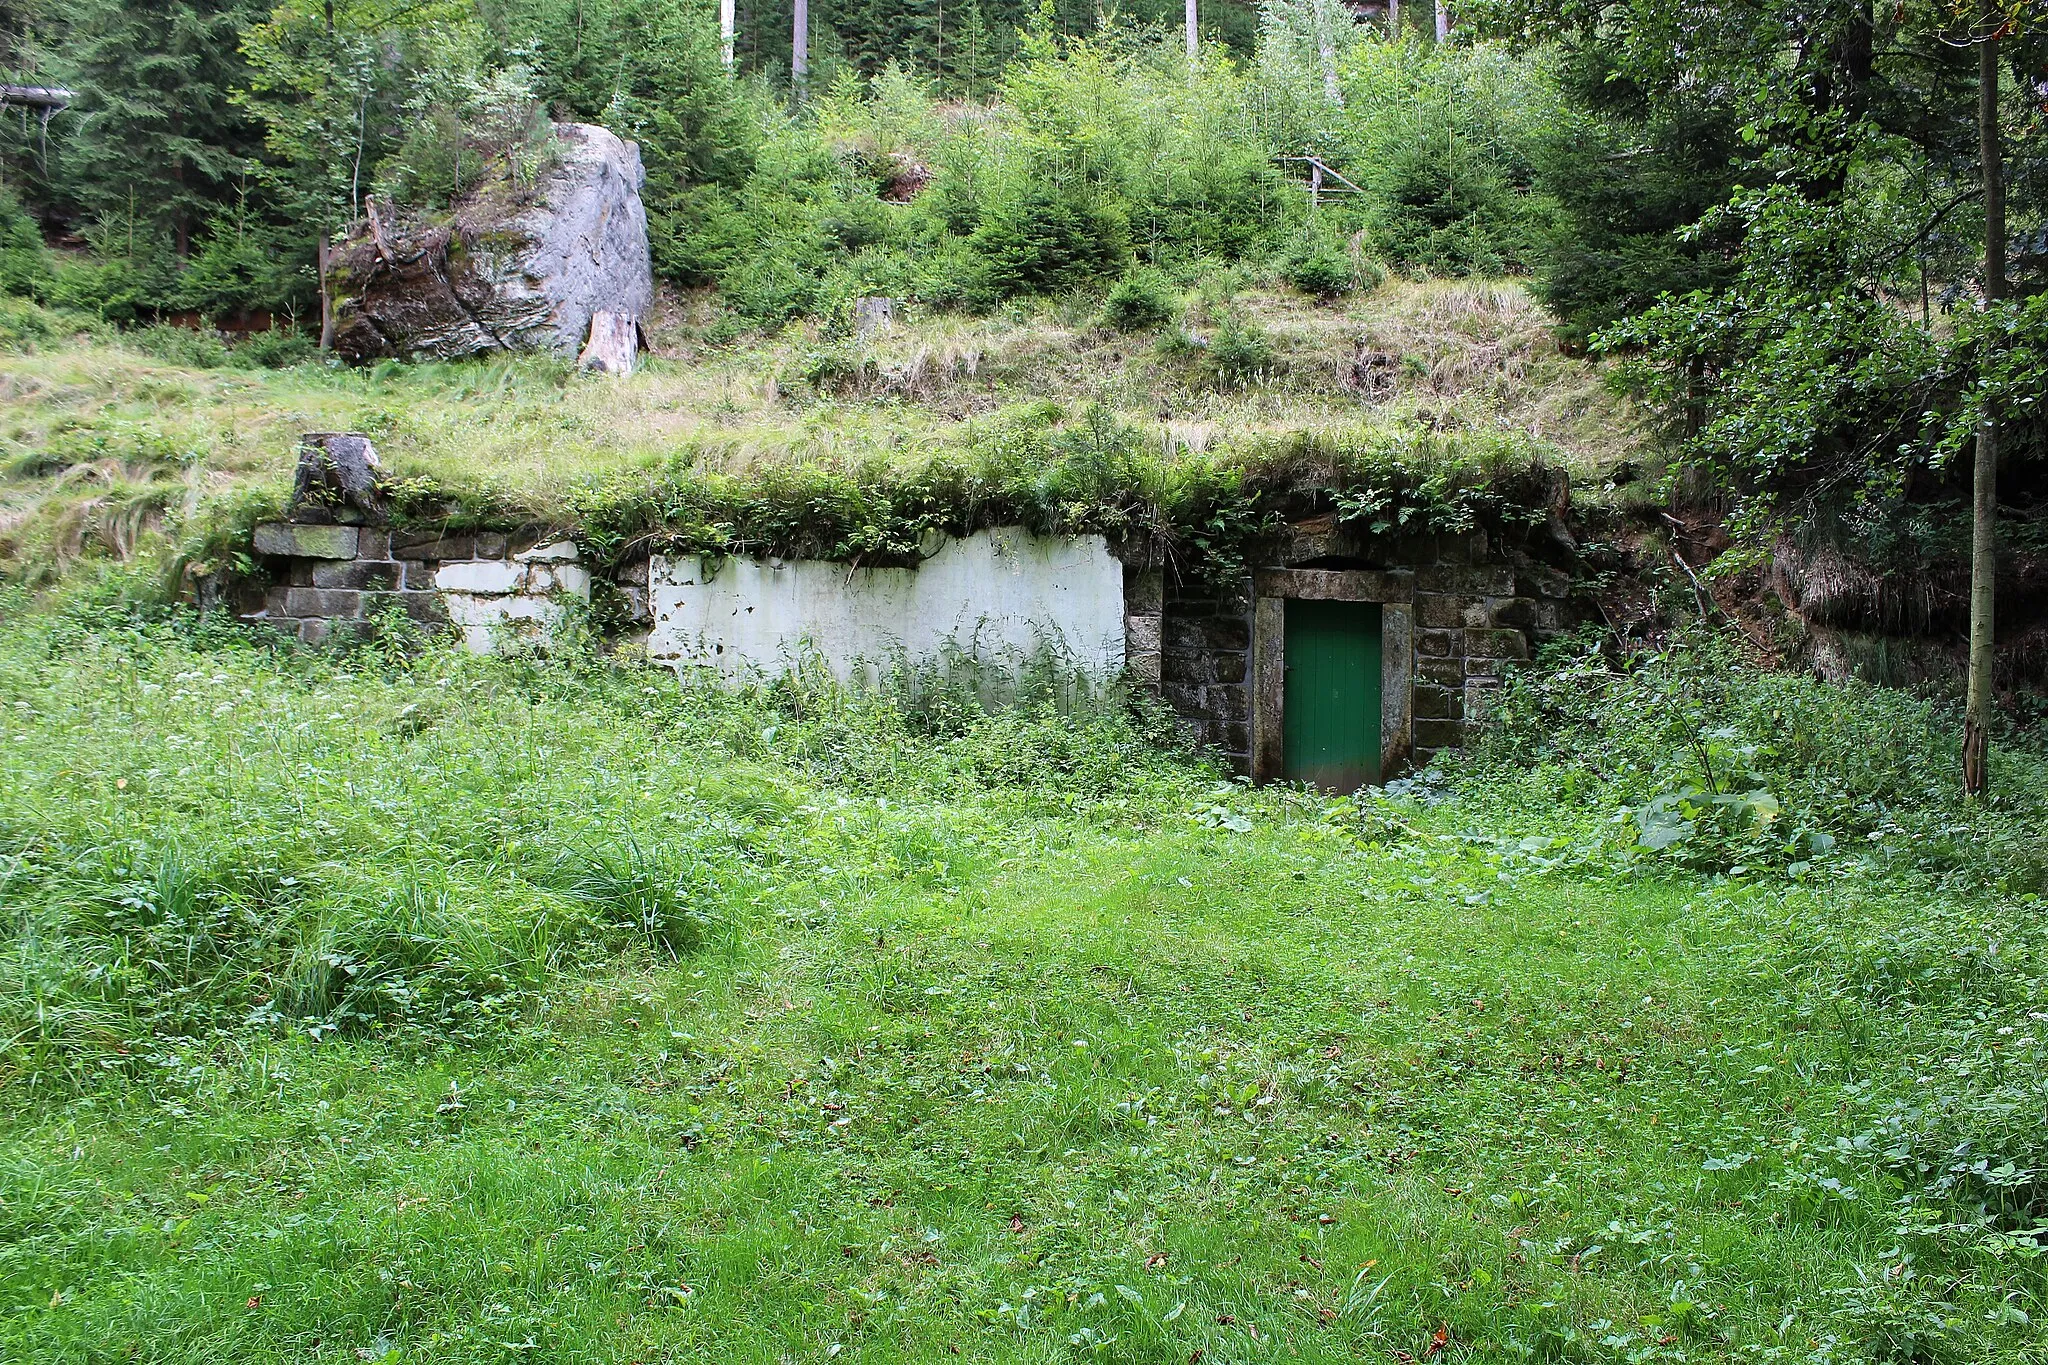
[0,587,1210,1093]
[1446,628,2048,887]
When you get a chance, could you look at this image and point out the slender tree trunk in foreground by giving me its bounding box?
[1185,0,1197,63]
[1435,0,1449,42]
[792,0,808,99]
[1964,23,2004,796]
[1314,0,1341,105]
[317,232,334,353]
[1388,0,1399,41]
[721,0,736,69]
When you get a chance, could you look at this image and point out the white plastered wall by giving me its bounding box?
[645,528,1125,682]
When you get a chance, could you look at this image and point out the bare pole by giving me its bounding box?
[1964,12,2004,796]
[317,233,335,353]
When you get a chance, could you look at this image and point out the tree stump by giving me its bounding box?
[289,433,386,524]
[578,310,640,375]
[853,297,899,342]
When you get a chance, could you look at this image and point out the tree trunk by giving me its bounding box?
[1963,22,2003,796]
[792,0,808,99]
[721,0,736,69]
[1435,0,1449,42]
[317,232,335,353]
[1388,0,1399,41]
[1313,0,1342,105]
[1185,0,1197,64]
[578,311,640,376]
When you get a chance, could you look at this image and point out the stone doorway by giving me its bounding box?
[1250,568,1416,787]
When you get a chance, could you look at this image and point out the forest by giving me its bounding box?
[4,0,2048,1360]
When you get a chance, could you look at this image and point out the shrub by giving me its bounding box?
[970,184,1129,299]
[906,236,998,312]
[123,324,231,369]
[1280,244,1355,300]
[1367,139,1527,276]
[0,299,105,351]
[722,252,823,325]
[797,342,878,395]
[1208,316,1278,388]
[231,327,317,369]
[1457,629,2048,885]
[1098,268,1176,332]
[0,189,50,299]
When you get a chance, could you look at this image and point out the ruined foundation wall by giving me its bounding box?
[244,523,590,652]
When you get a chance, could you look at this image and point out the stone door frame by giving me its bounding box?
[1250,568,1415,786]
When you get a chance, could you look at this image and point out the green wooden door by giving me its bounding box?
[1281,599,1382,791]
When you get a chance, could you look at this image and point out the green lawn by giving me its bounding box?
[0,601,2040,1363]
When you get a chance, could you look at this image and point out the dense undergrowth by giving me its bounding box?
[1448,632,2048,891]
[2,585,2046,1360]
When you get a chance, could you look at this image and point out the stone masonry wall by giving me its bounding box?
[1409,556,1568,762]
[245,523,590,651]
[1157,528,1574,776]
[1160,576,1256,772]
[238,497,1573,778]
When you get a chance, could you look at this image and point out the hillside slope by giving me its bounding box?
[0,283,1643,581]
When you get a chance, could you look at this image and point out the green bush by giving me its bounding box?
[1207,316,1277,389]
[172,213,315,321]
[1456,630,2048,886]
[0,298,105,351]
[904,235,998,312]
[969,184,1129,300]
[1279,244,1356,300]
[123,324,231,369]
[1098,268,1176,332]
[1367,140,1522,276]
[0,189,51,299]
[230,327,317,369]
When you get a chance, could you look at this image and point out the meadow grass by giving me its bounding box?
[0,594,2041,1363]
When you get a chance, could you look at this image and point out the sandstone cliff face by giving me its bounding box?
[329,123,652,366]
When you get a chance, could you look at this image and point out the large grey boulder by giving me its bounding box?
[329,123,652,369]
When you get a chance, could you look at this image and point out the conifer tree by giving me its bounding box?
[57,0,266,256]
[954,0,992,96]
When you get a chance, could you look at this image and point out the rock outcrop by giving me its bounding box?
[329,123,652,371]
